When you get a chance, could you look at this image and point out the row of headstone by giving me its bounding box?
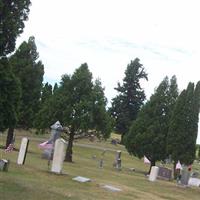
[149,166,173,182]
[97,150,122,170]
[148,162,200,188]
[16,136,67,174]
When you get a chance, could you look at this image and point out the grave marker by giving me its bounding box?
[17,137,29,165]
[102,185,122,192]
[158,167,172,181]
[180,168,190,186]
[72,176,91,182]
[188,177,200,187]
[0,159,9,171]
[113,150,122,170]
[51,138,67,173]
[149,166,159,182]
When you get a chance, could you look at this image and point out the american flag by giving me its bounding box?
[4,134,15,153]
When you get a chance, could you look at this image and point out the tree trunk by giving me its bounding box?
[148,159,155,174]
[173,161,178,179]
[65,126,75,162]
[120,133,125,144]
[6,127,14,148]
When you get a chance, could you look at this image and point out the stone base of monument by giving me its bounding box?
[42,149,53,160]
[0,159,9,172]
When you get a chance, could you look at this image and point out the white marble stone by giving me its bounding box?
[17,137,29,165]
[188,177,200,187]
[149,166,159,182]
[102,185,122,192]
[51,138,67,173]
[72,176,91,182]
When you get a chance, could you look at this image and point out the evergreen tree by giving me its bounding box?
[167,81,200,169]
[125,76,178,172]
[41,83,53,104]
[0,0,31,56]
[53,83,59,94]
[110,58,148,142]
[34,82,53,133]
[0,58,21,132]
[34,63,112,161]
[0,0,31,146]
[10,36,44,128]
[91,79,113,139]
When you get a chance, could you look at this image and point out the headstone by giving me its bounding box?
[39,121,63,160]
[188,177,200,187]
[113,150,122,170]
[49,121,63,144]
[99,158,104,168]
[89,135,95,142]
[72,176,91,183]
[102,185,122,192]
[158,167,172,181]
[149,166,159,182]
[51,138,67,173]
[0,159,9,171]
[180,168,190,186]
[17,137,29,165]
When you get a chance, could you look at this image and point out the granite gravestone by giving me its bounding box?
[114,150,122,170]
[158,167,172,181]
[0,159,9,171]
[40,121,63,160]
[180,168,190,186]
[17,137,29,165]
[51,138,67,174]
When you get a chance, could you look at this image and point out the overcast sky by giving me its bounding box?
[16,0,200,143]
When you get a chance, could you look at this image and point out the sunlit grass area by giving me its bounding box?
[1,131,200,200]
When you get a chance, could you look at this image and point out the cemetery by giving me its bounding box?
[1,129,200,200]
[1,1,200,200]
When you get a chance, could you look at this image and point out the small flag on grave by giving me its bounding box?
[4,143,14,153]
[144,156,151,164]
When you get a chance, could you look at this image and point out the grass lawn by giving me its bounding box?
[0,131,200,200]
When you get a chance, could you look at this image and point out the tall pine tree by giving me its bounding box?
[167,81,200,171]
[0,58,21,132]
[110,58,148,142]
[0,0,31,56]
[125,76,178,172]
[10,36,44,128]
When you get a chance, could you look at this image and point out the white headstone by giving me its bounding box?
[72,176,91,182]
[17,137,29,165]
[102,185,122,192]
[188,177,200,187]
[51,138,67,173]
[149,166,159,182]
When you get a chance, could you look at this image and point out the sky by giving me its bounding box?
[16,0,200,143]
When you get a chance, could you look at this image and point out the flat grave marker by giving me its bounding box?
[72,176,91,183]
[102,185,122,192]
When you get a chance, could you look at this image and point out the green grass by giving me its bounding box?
[1,132,200,200]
